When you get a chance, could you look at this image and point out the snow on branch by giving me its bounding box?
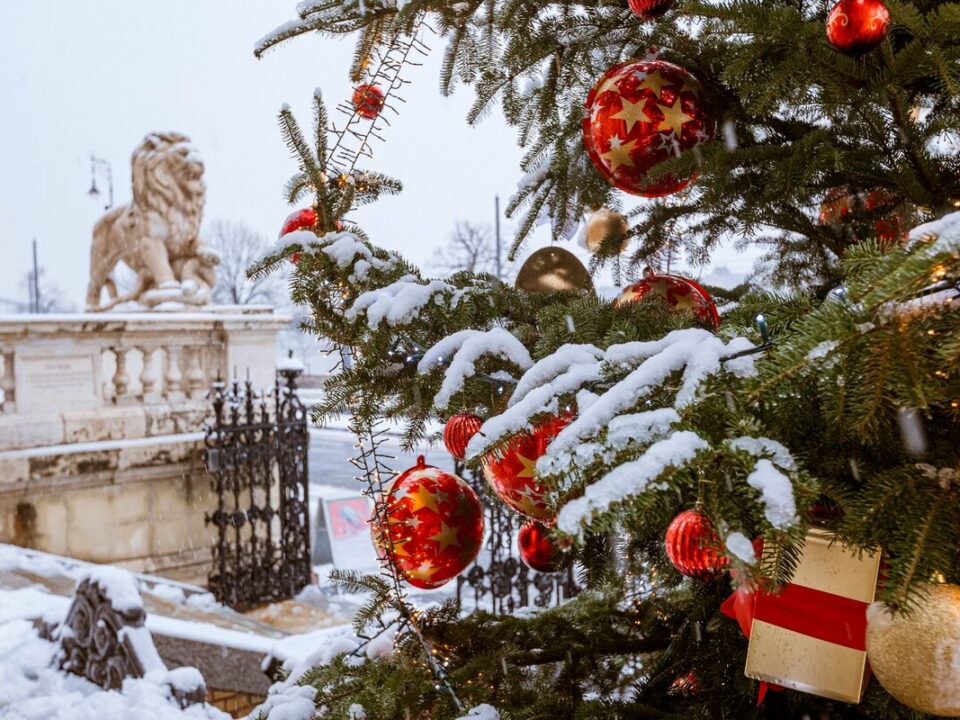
[746,459,798,529]
[556,431,709,535]
[543,329,757,464]
[346,277,455,329]
[418,328,533,409]
[508,343,603,407]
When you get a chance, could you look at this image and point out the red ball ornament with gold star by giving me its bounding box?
[482,414,570,523]
[664,508,728,579]
[372,456,484,590]
[353,83,385,119]
[583,59,714,198]
[628,0,674,20]
[826,0,890,56]
[616,268,720,328]
[518,520,568,573]
[443,413,483,461]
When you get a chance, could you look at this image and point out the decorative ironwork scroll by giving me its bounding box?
[455,464,579,613]
[204,366,311,611]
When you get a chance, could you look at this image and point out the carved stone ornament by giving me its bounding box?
[58,576,206,707]
[86,132,218,311]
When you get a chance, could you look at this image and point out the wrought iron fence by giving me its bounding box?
[455,463,579,613]
[204,366,311,611]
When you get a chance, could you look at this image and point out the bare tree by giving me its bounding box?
[19,267,71,313]
[434,221,501,277]
[205,220,287,306]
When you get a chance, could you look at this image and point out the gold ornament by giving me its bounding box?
[866,583,960,716]
[584,208,630,253]
[515,247,593,293]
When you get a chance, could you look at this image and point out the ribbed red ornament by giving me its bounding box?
[615,268,720,328]
[443,414,483,461]
[825,0,890,56]
[353,84,385,119]
[372,456,484,590]
[664,509,728,578]
[628,0,674,19]
[518,521,567,573]
[279,207,318,238]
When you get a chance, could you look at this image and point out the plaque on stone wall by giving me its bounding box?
[17,355,98,410]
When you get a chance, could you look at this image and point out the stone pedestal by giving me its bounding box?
[0,306,290,583]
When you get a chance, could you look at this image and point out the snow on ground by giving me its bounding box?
[0,619,228,720]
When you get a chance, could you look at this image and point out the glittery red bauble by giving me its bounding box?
[289,252,302,265]
[628,0,674,19]
[373,456,484,590]
[826,0,890,56]
[280,207,318,238]
[483,414,570,523]
[443,414,483,461]
[819,187,908,247]
[664,509,728,578]
[518,521,567,573]
[615,268,720,328]
[583,59,714,198]
[353,84,385,119]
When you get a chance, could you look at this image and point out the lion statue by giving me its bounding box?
[86,132,218,311]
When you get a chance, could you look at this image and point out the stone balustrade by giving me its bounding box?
[0,306,289,452]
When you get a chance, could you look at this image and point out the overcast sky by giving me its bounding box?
[0,1,756,309]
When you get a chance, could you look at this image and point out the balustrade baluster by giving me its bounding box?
[112,348,130,402]
[140,347,159,402]
[164,346,184,401]
[185,346,207,398]
[0,350,15,413]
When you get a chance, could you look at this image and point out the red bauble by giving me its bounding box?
[372,456,484,590]
[483,414,570,523]
[353,84,385,119]
[289,252,302,265]
[279,207,318,238]
[664,509,728,578]
[518,521,567,573]
[443,414,483,461]
[826,0,890,56]
[583,59,714,198]
[819,187,908,247]
[628,0,674,19]
[615,268,720,328]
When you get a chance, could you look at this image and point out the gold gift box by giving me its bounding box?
[744,529,881,703]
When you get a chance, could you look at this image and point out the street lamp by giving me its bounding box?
[88,155,113,211]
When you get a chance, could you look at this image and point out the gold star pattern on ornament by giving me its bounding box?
[408,562,438,584]
[649,280,697,310]
[656,100,693,136]
[638,71,675,100]
[408,484,441,514]
[430,521,462,551]
[594,72,624,99]
[515,452,538,479]
[610,96,649,134]
[392,539,412,557]
[601,137,638,174]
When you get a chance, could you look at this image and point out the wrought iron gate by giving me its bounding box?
[204,367,311,610]
[455,463,579,613]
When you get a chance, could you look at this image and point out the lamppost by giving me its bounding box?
[87,155,113,211]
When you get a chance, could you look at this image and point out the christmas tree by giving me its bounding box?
[252,2,960,718]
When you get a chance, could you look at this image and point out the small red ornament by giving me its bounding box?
[819,187,908,247]
[372,456,484,590]
[289,252,302,265]
[279,207,318,238]
[826,0,890,56]
[518,521,568,573]
[628,0,674,19]
[443,414,483,461]
[664,509,728,578]
[353,84,385,119]
[615,268,720,328]
[483,414,570,523]
[583,59,714,198]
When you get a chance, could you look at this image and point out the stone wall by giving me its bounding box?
[0,307,289,584]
